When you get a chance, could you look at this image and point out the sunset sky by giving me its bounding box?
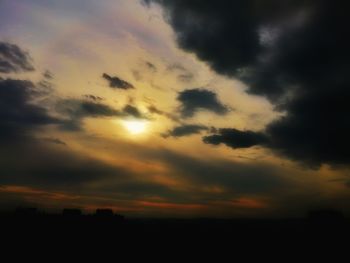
[0,0,349,218]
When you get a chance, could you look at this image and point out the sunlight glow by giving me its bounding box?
[122,120,148,135]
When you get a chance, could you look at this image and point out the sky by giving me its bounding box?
[0,0,349,218]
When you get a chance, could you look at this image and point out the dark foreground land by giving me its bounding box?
[1,209,349,239]
[1,209,349,256]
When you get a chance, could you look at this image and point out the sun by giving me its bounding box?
[121,120,148,135]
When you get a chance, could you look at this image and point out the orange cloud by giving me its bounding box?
[0,185,80,201]
[210,197,268,209]
[230,198,268,209]
[138,201,206,210]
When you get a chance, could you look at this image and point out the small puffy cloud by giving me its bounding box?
[203,128,268,149]
[177,88,229,118]
[102,73,135,90]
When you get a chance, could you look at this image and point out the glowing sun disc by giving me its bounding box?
[122,120,148,135]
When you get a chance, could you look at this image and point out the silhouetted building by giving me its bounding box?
[95,209,114,217]
[62,208,82,217]
[94,209,125,221]
[15,207,38,216]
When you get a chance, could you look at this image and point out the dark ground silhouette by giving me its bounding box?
[1,208,349,242]
[1,208,349,258]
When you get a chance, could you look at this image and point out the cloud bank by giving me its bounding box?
[146,0,350,167]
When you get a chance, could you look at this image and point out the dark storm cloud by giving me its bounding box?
[0,78,60,141]
[102,73,135,90]
[145,0,260,75]
[265,87,350,166]
[203,129,268,149]
[0,42,35,73]
[177,88,229,118]
[146,0,350,167]
[163,124,208,138]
